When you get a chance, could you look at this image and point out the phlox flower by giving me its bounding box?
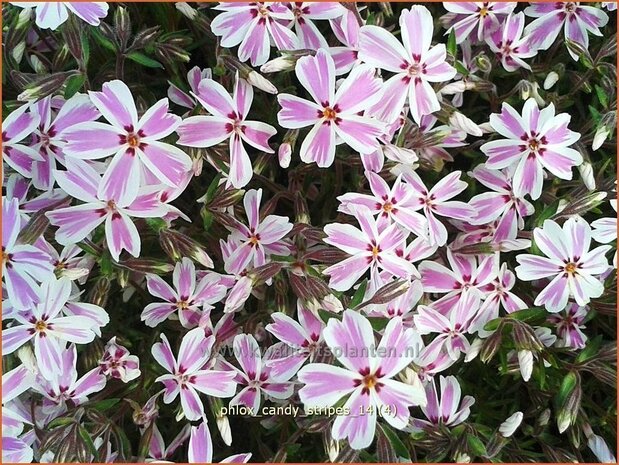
[284,2,346,49]
[223,189,293,275]
[481,99,582,200]
[11,2,109,30]
[177,74,277,188]
[33,344,107,416]
[442,2,517,44]
[592,204,617,267]
[358,6,456,124]
[30,94,100,191]
[46,243,95,283]
[210,2,298,67]
[265,300,325,379]
[547,303,589,349]
[227,334,295,412]
[323,205,417,291]
[3,365,34,438]
[47,159,176,261]
[2,197,55,310]
[3,276,108,378]
[337,171,428,239]
[412,375,475,429]
[148,423,191,462]
[524,2,609,60]
[188,421,252,463]
[168,66,212,109]
[329,9,362,74]
[414,291,480,360]
[515,217,611,312]
[468,164,534,241]
[486,12,537,72]
[141,258,227,328]
[98,337,141,383]
[298,310,426,450]
[62,80,193,205]
[277,49,384,167]
[415,114,467,170]
[400,169,475,246]
[2,103,42,180]
[152,328,237,421]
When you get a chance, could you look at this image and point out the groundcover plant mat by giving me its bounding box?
[1,1,617,463]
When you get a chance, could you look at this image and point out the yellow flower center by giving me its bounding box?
[371,245,380,258]
[35,320,47,332]
[565,262,577,274]
[322,107,337,120]
[363,373,378,390]
[528,138,541,152]
[479,6,489,17]
[127,133,140,148]
[382,202,393,213]
[177,300,189,310]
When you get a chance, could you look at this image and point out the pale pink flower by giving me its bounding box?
[62,80,193,205]
[11,2,109,30]
[47,159,174,261]
[481,99,583,200]
[2,276,106,378]
[277,49,384,167]
[167,66,212,109]
[547,303,588,349]
[177,74,277,188]
[34,344,107,416]
[414,291,480,360]
[30,94,100,191]
[486,12,537,72]
[298,310,426,450]
[2,103,42,180]
[98,337,141,383]
[189,421,252,463]
[223,189,293,275]
[3,364,34,438]
[442,2,517,44]
[412,375,475,429]
[141,258,227,328]
[400,169,475,246]
[524,2,609,60]
[515,217,611,312]
[2,197,54,310]
[285,2,346,49]
[148,423,190,462]
[227,334,295,412]
[338,171,428,238]
[468,164,534,241]
[358,6,456,124]
[265,300,325,379]
[152,328,237,421]
[329,9,362,74]
[210,2,298,67]
[323,206,417,291]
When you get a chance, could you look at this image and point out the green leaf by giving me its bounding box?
[506,307,548,325]
[350,279,368,308]
[455,60,469,77]
[595,84,609,108]
[81,32,90,67]
[46,416,75,429]
[127,52,164,68]
[379,424,412,462]
[467,435,488,458]
[87,398,121,412]
[367,317,389,332]
[447,29,457,58]
[78,426,99,462]
[146,218,168,233]
[64,74,86,99]
[556,371,578,407]
[575,335,603,364]
[90,27,116,52]
[535,199,560,227]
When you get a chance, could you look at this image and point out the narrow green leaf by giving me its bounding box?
[127,52,164,68]
[64,74,86,99]
[447,29,457,57]
[350,279,368,308]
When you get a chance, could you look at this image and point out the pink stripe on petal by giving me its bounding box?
[88,80,138,129]
[180,385,205,421]
[234,334,261,379]
[358,25,409,72]
[3,145,43,178]
[535,273,569,312]
[324,254,370,291]
[334,115,383,154]
[300,121,336,168]
[138,98,181,140]
[65,2,108,26]
[189,422,213,463]
[99,148,141,207]
[174,258,196,301]
[241,121,276,153]
[297,363,358,407]
[296,49,335,106]
[277,94,321,129]
[138,142,192,188]
[234,74,253,121]
[229,135,253,188]
[63,122,123,159]
[238,19,271,67]
[54,159,101,203]
[34,334,63,378]
[176,115,232,147]
[331,388,375,450]
[323,309,374,372]
[47,204,108,245]
[192,370,237,397]
[152,333,177,373]
[408,78,440,124]
[142,303,176,327]
[104,211,140,262]
[400,6,433,57]
[1,326,33,355]
[196,79,236,118]
[334,64,383,114]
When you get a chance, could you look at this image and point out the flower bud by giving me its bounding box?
[12,41,26,63]
[449,111,483,137]
[587,434,616,463]
[217,414,232,446]
[556,371,581,433]
[474,53,492,73]
[543,71,560,90]
[517,350,533,382]
[175,2,198,20]
[17,344,38,374]
[17,70,79,101]
[499,411,523,437]
[159,229,214,268]
[278,142,292,168]
[261,55,298,73]
[114,6,132,50]
[321,293,343,313]
[247,70,278,94]
[578,161,596,190]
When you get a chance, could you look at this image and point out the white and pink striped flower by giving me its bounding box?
[277,49,385,167]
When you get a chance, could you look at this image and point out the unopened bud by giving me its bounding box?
[449,111,482,137]
[543,71,560,90]
[499,411,523,437]
[578,161,596,190]
[321,293,343,313]
[114,6,132,50]
[517,350,534,382]
[261,55,298,73]
[175,2,198,20]
[159,229,214,268]
[224,276,252,313]
[474,53,492,73]
[278,143,291,168]
[17,70,79,101]
[12,41,26,63]
[217,414,232,446]
[357,279,410,309]
[247,70,278,94]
